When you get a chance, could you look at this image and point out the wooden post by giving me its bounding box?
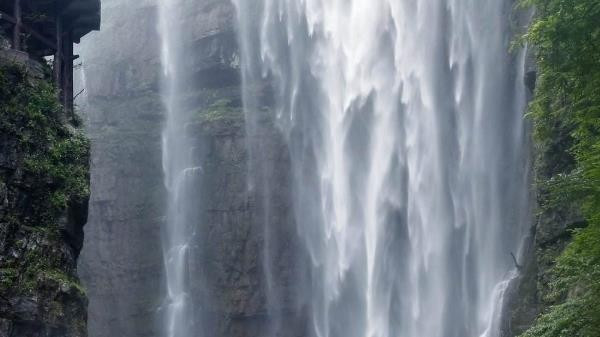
[64,31,74,117]
[13,0,21,50]
[54,15,63,101]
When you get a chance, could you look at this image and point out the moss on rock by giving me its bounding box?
[0,62,89,337]
[196,98,243,122]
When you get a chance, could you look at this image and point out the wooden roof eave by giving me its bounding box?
[61,0,100,39]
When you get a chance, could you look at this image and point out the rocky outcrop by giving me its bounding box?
[0,59,90,337]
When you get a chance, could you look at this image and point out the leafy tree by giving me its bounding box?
[519,0,600,336]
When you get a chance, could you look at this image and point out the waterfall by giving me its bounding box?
[159,0,201,336]
[234,1,531,337]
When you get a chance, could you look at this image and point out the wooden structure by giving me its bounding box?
[0,0,100,116]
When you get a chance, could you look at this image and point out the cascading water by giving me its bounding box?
[159,0,201,336]
[235,1,531,337]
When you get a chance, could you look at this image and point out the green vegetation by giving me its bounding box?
[41,269,87,295]
[196,98,242,122]
[0,63,90,226]
[0,268,18,290]
[519,0,600,336]
[0,63,89,295]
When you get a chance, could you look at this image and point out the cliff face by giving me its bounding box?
[77,1,297,336]
[0,59,90,337]
[75,1,164,336]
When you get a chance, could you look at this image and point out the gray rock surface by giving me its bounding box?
[77,1,298,336]
[76,2,165,336]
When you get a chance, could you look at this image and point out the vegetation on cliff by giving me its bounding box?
[0,65,90,221]
[0,63,89,334]
[198,98,243,122]
[519,0,600,335]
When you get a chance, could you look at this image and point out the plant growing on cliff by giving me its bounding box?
[519,0,600,336]
[0,63,90,295]
[196,98,242,122]
[0,64,90,223]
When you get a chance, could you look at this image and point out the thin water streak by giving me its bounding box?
[158,0,199,336]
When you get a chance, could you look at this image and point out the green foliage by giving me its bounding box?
[25,132,91,210]
[196,98,242,122]
[0,63,89,296]
[40,269,87,296]
[0,268,19,291]
[0,64,90,226]
[519,0,600,336]
[521,224,600,337]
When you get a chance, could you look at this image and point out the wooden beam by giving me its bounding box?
[0,12,16,24]
[64,31,74,117]
[54,14,62,93]
[0,11,57,51]
[13,0,21,50]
